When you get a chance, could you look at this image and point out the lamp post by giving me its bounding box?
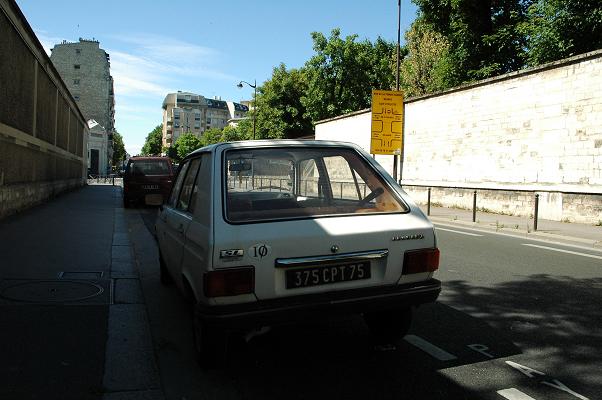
[237,79,256,139]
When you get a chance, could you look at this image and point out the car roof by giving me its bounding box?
[184,139,362,160]
[129,156,171,161]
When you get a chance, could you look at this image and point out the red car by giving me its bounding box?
[123,156,175,207]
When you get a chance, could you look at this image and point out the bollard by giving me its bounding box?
[534,193,539,231]
[472,190,477,222]
[340,182,344,198]
[112,176,115,186]
[427,187,431,216]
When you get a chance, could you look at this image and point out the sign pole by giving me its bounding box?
[392,0,401,182]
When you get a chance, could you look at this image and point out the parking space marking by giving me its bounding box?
[497,388,537,400]
[522,244,602,260]
[436,227,483,237]
[404,335,458,361]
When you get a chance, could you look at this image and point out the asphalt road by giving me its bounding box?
[134,208,601,400]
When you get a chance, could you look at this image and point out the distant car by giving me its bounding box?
[155,140,441,367]
[123,156,174,207]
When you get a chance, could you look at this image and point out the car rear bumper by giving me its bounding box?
[196,279,441,329]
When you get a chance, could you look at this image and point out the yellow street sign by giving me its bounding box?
[370,89,403,155]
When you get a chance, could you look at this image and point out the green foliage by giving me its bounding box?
[221,125,249,142]
[140,125,163,156]
[521,0,602,66]
[111,131,126,167]
[411,0,530,84]
[398,20,453,96]
[173,133,203,161]
[254,64,313,139]
[302,28,396,122]
[162,145,177,160]
[200,128,224,146]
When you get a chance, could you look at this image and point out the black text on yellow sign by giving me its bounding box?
[370,89,404,155]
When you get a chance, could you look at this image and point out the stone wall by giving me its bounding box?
[315,50,602,223]
[0,0,88,219]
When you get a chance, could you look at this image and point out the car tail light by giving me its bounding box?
[403,248,440,274]
[204,267,254,297]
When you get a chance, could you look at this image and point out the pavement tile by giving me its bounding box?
[114,278,144,304]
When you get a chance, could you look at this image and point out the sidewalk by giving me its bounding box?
[0,185,162,400]
[420,205,602,247]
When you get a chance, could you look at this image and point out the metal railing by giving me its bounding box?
[87,175,122,186]
[227,176,370,199]
[403,184,550,230]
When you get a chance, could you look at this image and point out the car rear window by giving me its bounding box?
[224,147,408,223]
[128,160,170,176]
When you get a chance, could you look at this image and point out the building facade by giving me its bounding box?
[162,91,248,147]
[50,38,115,175]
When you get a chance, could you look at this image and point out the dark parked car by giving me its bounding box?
[123,156,175,207]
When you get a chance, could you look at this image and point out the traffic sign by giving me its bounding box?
[370,89,403,155]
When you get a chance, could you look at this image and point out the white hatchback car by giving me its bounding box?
[156,140,440,366]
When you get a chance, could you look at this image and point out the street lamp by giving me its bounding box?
[237,79,256,139]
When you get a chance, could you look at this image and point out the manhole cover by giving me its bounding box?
[0,280,104,303]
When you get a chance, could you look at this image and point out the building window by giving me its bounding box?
[174,121,180,128]
[74,79,80,85]
[75,49,81,54]
[206,118,211,124]
[174,112,180,119]
[194,122,200,129]
[74,64,80,69]
[194,114,200,121]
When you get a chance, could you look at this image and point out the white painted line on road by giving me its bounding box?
[497,388,537,400]
[522,244,602,260]
[436,227,483,237]
[404,335,458,361]
[434,222,602,254]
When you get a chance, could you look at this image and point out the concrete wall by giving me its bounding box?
[0,0,88,219]
[315,51,602,223]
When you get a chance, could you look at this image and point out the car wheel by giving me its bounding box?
[159,251,172,285]
[364,307,412,345]
[192,310,227,369]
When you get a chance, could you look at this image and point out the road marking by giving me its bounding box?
[436,227,483,237]
[434,222,602,254]
[497,388,537,400]
[404,335,457,361]
[522,244,602,260]
[467,343,494,358]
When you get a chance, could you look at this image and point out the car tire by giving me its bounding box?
[159,251,172,285]
[364,307,412,345]
[192,310,228,369]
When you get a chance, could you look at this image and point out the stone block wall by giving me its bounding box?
[0,0,88,219]
[315,51,602,223]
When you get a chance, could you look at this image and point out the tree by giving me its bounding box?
[200,127,224,146]
[412,0,530,83]
[140,125,163,156]
[302,28,396,122]
[398,21,452,96]
[522,0,602,66]
[111,131,126,168]
[173,133,203,161]
[253,64,313,139]
[221,125,249,142]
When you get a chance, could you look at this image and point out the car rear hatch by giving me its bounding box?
[212,211,435,300]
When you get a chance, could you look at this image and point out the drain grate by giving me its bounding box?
[58,271,104,280]
[0,280,105,303]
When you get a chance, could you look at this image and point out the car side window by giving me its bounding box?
[187,155,207,214]
[168,161,189,208]
[176,157,201,212]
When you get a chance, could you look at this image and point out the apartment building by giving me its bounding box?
[162,91,249,147]
[50,38,115,175]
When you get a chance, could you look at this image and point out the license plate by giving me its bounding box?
[144,194,163,205]
[285,262,371,289]
[143,184,159,190]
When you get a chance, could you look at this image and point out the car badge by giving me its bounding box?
[331,245,339,253]
[392,233,424,241]
[220,249,244,259]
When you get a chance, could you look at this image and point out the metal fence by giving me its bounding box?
[87,175,123,186]
[227,176,371,199]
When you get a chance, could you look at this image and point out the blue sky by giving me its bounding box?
[16,0,418,155]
